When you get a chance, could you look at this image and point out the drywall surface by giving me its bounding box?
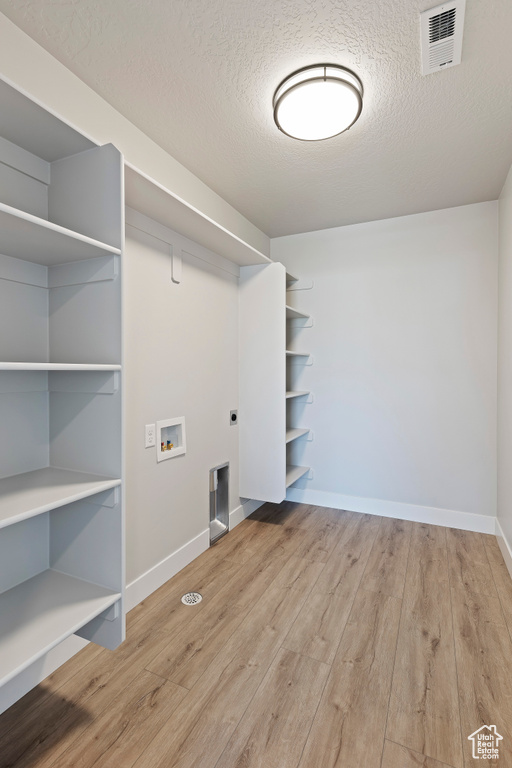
[498,165,512,554]
[0,13,269,257]
[272,202,498,524]
[124,215,240,585]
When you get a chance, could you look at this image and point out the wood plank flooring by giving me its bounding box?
[1,502,512,768]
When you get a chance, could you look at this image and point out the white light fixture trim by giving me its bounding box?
[273,64,363,141]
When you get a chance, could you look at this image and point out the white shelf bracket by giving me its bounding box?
[48,254,119,288]
[48,370,119,394]
[288,317,313,328]
[88,486,120,508]
[98,600,120,622]
[287,279,314,292]
[290,354,314,366]
[171,245,182,284]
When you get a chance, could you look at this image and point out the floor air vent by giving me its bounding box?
[420,0,466,75]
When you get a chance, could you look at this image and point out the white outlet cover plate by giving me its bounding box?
[145,423,156,448]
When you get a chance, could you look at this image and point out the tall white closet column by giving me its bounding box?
[0,78,125,694]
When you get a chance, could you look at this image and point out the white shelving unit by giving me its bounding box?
[239,263,312,502]
[285,273,311,492]
[239,263,286,502]
[0,78,125,695]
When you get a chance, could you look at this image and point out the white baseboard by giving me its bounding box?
[230,498,264,528]
[286,487,496,534]
[496,518,512,580]
[125,528,210,612]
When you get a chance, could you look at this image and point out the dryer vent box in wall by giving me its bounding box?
[420,0,466,75]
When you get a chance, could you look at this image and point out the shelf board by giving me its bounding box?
[0,362,122,371]
[285,305,310,320]
[286,271,299,285]
[286,428,309,444]
[286,390,310,399]
[286,350,310,357]
[286,465,310,487]
[125,165,270,268]
[0,467,121,530]
[0,203,121,267]
[0,569,120,687]
[0,77,96,163]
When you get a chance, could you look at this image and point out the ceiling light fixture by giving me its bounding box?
[273,64,363,141]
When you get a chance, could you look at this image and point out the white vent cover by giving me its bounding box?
[420,0,466,75]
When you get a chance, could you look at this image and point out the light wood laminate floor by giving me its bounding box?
[1,502,512,768]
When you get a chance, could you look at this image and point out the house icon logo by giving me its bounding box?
[468,725,503,759]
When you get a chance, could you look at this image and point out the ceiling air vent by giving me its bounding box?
[420,0,466,75]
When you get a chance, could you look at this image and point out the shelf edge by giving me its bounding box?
[0,363,122,371]
[285,428,309,444]
[0,474,122,531]
[0,574,120,687]
[285,465,310,487]
[0,201,122,256]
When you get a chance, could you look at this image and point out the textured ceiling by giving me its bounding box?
[2,0,512,237]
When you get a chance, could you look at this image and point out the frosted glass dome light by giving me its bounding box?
[273,64,363,141]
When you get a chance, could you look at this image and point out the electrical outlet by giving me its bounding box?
[145,423,156,448]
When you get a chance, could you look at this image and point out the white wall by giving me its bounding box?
[124,211,242,601]
[498,165,512,562]
[272,203,498,531]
